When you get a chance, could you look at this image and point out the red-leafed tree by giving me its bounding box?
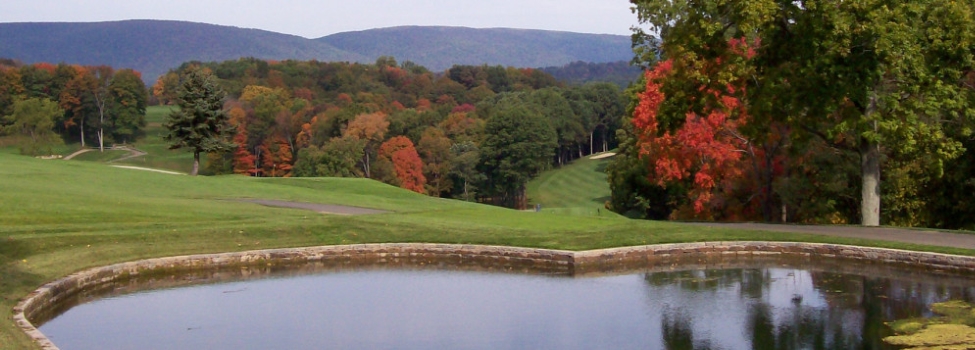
[232,126,257,175]
[379,136,427,193]
[632,37,789,221]
[260,136,293,177]
[633,60,751,219]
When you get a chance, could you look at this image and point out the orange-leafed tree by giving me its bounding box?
[58,65,95,147]
[152,72,180,105]
[379,136,427,193]
[343,112,388,178]
[417,127,453,196]
[232,126,257,175]
[260,137,293,177]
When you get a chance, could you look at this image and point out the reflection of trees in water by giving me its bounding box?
[662,311,710,350]
[642,268,975,349]
[744,301,862,349]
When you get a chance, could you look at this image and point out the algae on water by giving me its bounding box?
[884,301,975,349]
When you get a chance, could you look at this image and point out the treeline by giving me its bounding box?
[0,59,148,154]
[156,57,626,208]
[539,61,643,88]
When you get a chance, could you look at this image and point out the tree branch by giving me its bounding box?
[799,124,857,152]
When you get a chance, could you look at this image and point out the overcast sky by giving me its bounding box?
[0,0,640,38]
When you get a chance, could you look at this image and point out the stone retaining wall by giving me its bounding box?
[14,242,975,350]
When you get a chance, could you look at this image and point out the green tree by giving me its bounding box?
[479,104,557,209]
[2,98,64,156]
[631,0,975,226]
[449,141,483,201]
[107,69,147,144]
[163,70,235,176]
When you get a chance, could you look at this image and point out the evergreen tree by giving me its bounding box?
[163,70,235,175]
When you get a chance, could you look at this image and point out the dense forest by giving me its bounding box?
[607,0,975,229]
[539,61,642,88]
[0,56,626,209]
[152,57,626,208]
[0,59,148,155]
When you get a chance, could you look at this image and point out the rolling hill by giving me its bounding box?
[318,26,634,73]
[0,20,634,83]
[0,20,364,84]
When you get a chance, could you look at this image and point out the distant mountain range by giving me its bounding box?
[0,20,634,83]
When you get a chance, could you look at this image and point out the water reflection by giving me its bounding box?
[646,268,975,349]
[37,255,975,350]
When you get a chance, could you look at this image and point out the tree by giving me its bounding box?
[58,66,96,147]
[163,70,235,176]
[152,72,180,105]
[343,112,388,178]
[631,0,975,226]
[479,104,557,209]
[417,127,454,196]
[379,136,427,193]
[632,60,752,219]
[90,65,114,152]
[449,141,483,201]
[2,98,64,156]
[107,69,147,144]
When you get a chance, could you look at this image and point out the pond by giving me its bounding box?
[36,254,975,350]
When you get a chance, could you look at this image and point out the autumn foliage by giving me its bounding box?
[379,136,427,193]
[632,59,751,218]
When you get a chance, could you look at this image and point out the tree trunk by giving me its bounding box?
[590,131,594,155]
[860,92,882,227]
[364,152,371,178]
[80,118,85,147]
[192,151,200,176]
[97,97,106,152]
[602,127,609,153]
[861,137,881,226]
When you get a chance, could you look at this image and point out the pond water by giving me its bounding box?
[37,255,975,350]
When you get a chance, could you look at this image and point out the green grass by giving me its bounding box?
[112,105,195,173]
[2,144,975,348]
[526,153,623,218]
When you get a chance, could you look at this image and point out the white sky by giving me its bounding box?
[0,0,640,38]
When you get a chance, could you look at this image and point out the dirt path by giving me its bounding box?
[239,199,388,216]
[107,146,147,163]
[686,222,975,250]
[62,146,146,161]
[110,165,184,175]
[588,152,617,160]
[62,148,92,160]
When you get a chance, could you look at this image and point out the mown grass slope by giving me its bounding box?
[527,154,622,218]
[3,152,975,349]
[113,105,195,173]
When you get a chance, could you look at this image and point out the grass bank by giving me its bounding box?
[2,152,975,349]
[526,153,622,218]
[112,105,196,173]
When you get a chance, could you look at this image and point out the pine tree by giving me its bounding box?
[163,70,235,175]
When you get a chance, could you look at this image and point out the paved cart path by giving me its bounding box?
[240,198,975,250]
[686,222,975,250]
[239,199,388,216]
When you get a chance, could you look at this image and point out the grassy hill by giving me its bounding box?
[113,105,195,173]
[0,21,634,82]
[526,153,622,218]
